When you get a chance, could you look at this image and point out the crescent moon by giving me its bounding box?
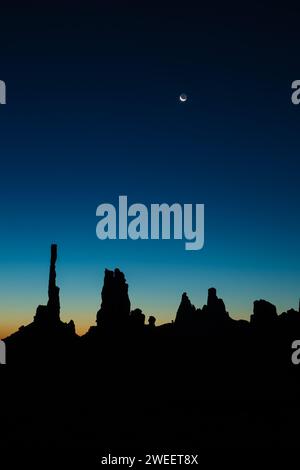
[179,94,187,102]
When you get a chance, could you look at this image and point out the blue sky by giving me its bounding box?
[0,3,300,336]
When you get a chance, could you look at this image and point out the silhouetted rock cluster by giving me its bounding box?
[130,308,145,330]
[174,287,229,333]
[4,244,300,457]
[3,244,300,365]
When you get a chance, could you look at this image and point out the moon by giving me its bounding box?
[179,93,187,102]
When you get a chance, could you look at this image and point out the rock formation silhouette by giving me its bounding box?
[4,244,77,363]
[250,299,277,329]
[96,268,131,329]
[34,244,61,324]
[202,287,228,321]
[3,243,300,457]
[174,287,230,334]
[148,315,156,328]
[130,308,145,331]
[175,292,196,327]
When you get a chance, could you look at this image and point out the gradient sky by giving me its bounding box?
[1,2,300,337]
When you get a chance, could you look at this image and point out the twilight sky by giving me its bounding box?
[1,2,300,337]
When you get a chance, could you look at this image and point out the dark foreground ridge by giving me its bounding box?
[2,244,300,457]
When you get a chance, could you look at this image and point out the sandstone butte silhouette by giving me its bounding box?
[3,243,300,365]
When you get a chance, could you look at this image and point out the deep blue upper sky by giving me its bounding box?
[0,2,300,335]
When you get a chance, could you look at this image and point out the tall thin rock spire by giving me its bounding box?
[47,244,60,320]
